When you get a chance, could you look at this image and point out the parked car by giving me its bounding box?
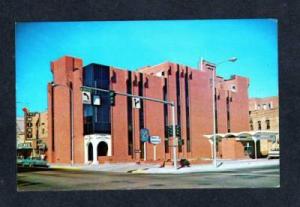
[267,150,279,159]
[17,157,49,168]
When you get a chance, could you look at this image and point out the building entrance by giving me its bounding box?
[88,143,93,161]
[84,134,112,164]
[97,141,108,156]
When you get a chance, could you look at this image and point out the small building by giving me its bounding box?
[18,108,48,159]
[249,96,279,156]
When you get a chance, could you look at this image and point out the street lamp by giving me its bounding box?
[51,82,74,166]
[207,57,237,168]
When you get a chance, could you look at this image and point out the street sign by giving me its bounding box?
[82,91,91,104]
[132,97,141,109]
[93,95,101,105]
[140,128,149,142]
[150,136,161,145]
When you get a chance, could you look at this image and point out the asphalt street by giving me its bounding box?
[17,165,279,191]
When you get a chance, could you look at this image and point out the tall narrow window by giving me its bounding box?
[176,66,182,152]
[250,120,253,131]
[266,120,270,130]
[185,67,191,152]
[268,103,272,109]
[163,78,169,153]
[226,93,231,133]
[127,71,133,156]
[258,121,262,130]
[139,73,144,158]
[215,88,218,133]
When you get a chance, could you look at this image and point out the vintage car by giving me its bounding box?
[17,157,49,168]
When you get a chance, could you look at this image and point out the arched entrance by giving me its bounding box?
[97,141,108,156]
[88,143,93,161]
[84,134,112,164]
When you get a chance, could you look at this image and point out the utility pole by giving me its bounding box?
[201,57,237,168]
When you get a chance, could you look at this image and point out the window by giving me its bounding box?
[163,79,169,153]
[185,67,191,152]
[263,104,267,110]
[176,67,182,152]
[83,64,111,135]
[258,121,262,130]
[231,85,237,92]
[257,104,261,110]
[266,120,270,130]
[268,103,272,109]
[127,71,133,156]
[250,120,253,131]
[42,128,45,134]
[139,73,145,158]
[226,94,231,133]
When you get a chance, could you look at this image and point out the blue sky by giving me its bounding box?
[16,19,278,117]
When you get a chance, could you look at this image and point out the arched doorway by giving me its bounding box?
[97,141,108,156]
[88,143,93,161]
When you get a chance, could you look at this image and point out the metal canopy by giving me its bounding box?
[204,130,279,141]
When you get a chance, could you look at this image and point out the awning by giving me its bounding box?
[204,131,279,141]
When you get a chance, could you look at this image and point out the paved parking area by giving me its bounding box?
[17,165,279,191]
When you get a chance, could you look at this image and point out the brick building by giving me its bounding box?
[249,96,279,131]
[249,96,279,156]
[47,56,250,164]
[17,109,48,158]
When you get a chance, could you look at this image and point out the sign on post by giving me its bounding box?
[82,91,91,104]
[150,136,161,145]
[140,128,149,142]
[150,136,161,161]
[132,97,141,109]
[140,128,149,161]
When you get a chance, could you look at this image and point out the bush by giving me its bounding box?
[179,159,190,167]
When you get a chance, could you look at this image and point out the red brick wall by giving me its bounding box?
[48,56,84,164]
[143,75,165,161]
[131,72,142,161]
[110,67,130,161]
[189,69,213,159]
[224,76,250,132]
[220,139,248,159]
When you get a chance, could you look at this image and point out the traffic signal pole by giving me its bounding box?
[81,86,178,169]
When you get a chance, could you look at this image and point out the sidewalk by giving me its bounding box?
[131,159,279,174]
[50,162,160,173]
[49,159,279,174]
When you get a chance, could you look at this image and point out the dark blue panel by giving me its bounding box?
[83,64,111,135]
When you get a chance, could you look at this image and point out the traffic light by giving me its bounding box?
[176,125,181,137]
[178,138,184,146]
[109,90,116,106]
[167,126,173,137]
